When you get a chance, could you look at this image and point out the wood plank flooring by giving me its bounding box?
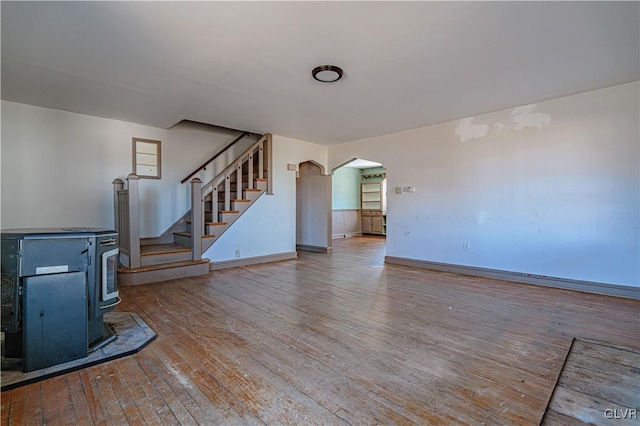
[542,339,639,425]
[2,236,639,425]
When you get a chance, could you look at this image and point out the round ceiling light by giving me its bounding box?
[312,65,344,83]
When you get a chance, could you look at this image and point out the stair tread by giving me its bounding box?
[220,210,240,214]
[175,232,216,239]
[140,243,191,256]
[233,199,251,203]
[206,222,228,226]
[245,188,263,192]
[119,258,210,274]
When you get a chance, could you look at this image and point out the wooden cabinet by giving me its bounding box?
[371,214,384,234]
[361,213,372,234]
[361,210,385,235]
[361,177,386,235]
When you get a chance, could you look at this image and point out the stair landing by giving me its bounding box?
[119,243,209,286]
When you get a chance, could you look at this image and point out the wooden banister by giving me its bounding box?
[190,178,203,260]
[181,132,254,184]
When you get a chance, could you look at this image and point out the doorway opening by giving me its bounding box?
[296,160,332,253]
[331,158,387,246]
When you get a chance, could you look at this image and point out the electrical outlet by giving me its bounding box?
[235,249,241,258]
[462,241,470,251]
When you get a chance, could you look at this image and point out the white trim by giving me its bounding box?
[384,256,640,300]
[209,251,298,271]
[296,245,333,253]
[332,232,362,239]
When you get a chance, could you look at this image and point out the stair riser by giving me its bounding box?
[232,201,251,214]
[220,212,240,224]
[244,189,264,202]
[256,180,268,191]
[118,262,210,286]
[174,233,193,247]
[141,250,193,267]
[206,224,229,236]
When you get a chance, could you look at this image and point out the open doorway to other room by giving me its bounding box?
[331,158,387,244]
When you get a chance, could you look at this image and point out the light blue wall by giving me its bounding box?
[332,167,361,210]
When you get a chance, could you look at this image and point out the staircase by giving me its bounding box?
[114,133,272,285]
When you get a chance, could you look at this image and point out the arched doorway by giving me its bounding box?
[296,161,332,253]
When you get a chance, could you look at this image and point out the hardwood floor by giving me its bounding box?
[2,236,639,425]
[542,339,639,424]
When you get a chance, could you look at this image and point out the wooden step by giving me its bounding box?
[140,243,192,267]
[205,222,228,237]
[173,231,215,247]
[118,259,210,286]
[140,243,190,255]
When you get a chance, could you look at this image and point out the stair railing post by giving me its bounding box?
[247,152,254,190]
[191,178,203,260]
[236,161,243,200]
[126,173,141,268]
[112,178,124,245]
[224,174,231,211]
[265,133,273,195]
[258,140,264,180]
[211,187,219,224]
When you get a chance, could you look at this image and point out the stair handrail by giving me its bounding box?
[181,131,255,184]
[190,134,271,254]
[200,134,266,195]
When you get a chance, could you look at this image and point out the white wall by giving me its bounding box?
[1,102,329,265]
[328,82,640,288]
[204,135,328,262]
[1,101,257,236]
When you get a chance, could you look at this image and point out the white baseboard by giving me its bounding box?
[209,251,298,271]
[332,232,362,239]
[384,256,640,300]
[296,244,333,253]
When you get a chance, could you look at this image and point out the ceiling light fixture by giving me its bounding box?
[312,65,344,83]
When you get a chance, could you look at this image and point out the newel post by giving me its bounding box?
[127,173,141,268]
[112,178,124,242]
[190,178,203,260]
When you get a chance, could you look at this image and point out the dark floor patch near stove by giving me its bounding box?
[1,312,156,391]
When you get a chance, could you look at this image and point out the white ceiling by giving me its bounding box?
[2,2,638,145]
